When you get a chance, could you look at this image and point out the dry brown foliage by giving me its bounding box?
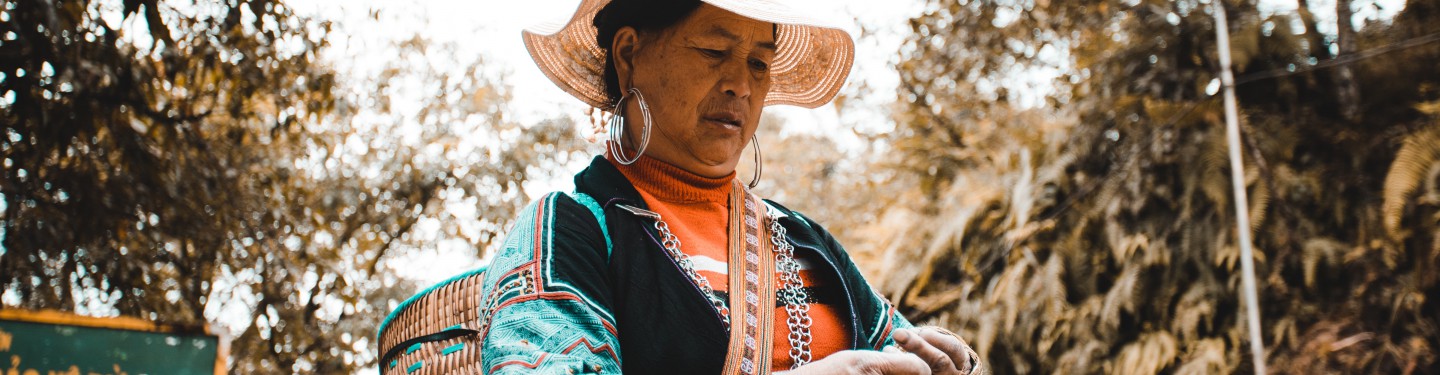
[771,0,1440,373]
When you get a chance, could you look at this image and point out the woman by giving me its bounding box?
[477,0,981,373]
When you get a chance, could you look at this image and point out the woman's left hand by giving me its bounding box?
[892,327,982,375]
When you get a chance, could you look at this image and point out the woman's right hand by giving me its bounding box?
[776,348,932,375]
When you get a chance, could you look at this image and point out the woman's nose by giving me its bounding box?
[718,59,752,98]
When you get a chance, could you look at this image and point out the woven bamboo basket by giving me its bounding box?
[377,267,487,374]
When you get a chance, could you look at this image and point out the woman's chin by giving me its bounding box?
[683,152,743,175]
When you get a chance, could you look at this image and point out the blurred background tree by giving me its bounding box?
[0,0,585,372]
[815,0,1440,373]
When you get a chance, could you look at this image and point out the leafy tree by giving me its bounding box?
[0,0,585,372]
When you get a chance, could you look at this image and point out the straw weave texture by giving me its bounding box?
[523,0,855,110]
[378,272,486,375]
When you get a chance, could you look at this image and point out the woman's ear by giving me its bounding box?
[611,26,641,91]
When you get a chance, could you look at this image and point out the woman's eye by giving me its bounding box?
[749,59,769,72]
[699,48,725,58]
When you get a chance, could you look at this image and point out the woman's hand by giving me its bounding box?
[892,327,981,375]
[775,348,932,375]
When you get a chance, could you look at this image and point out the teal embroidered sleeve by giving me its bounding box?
[479,193,622,374]
[870,292,916,350]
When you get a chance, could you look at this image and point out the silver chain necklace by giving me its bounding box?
[617,202,813,369]
[617,204,732,325]
[769,213,813,368]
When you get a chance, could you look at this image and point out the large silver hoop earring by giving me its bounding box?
[608,87,652,165]
[747,134,762,189]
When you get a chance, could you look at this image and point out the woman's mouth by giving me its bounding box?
[702,112,744,129]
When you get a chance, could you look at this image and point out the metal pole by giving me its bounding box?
[1211,1,1268,373]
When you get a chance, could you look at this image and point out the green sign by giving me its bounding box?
[0,310,222,375]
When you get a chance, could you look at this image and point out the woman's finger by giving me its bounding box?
[863,351,932,375]
[895,328,956,373]
[916,327,974,372]
[793,350,931,375]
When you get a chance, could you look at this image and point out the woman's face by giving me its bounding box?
[612,4,775,178]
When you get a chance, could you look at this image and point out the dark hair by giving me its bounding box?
[593,0,703,107]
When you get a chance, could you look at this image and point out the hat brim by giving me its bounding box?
[523,0,855,110]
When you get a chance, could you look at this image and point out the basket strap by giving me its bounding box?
[379,328,479,369]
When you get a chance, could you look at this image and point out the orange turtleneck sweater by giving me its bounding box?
[609,155,849,369]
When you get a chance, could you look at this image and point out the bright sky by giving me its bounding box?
[289,0,1406,288]
[293,0,918,133]
[273,1,1408,371]
[277,2,927,371]
[0,0,1408,371]
[281,0,1411,304]
[284,0,927,288]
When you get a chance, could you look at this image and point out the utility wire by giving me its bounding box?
[1234,30,1440,86]
[1035,26,1440,227]
[984,13,1440,292]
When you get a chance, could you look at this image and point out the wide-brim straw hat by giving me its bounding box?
[523,0,855,110]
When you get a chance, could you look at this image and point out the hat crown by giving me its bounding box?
[523,0,855,110]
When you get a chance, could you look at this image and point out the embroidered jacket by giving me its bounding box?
[478,156,913,374]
